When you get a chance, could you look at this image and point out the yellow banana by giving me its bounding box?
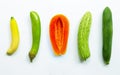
[7,17,20,55]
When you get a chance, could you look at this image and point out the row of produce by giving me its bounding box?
[5,6,112,65]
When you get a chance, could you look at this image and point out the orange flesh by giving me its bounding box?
[55,18,64,51]
[50,14,69,56]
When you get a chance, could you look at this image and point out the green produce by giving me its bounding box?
[78,12,92,61]
[29,11,41,62]
[102,7,113,65]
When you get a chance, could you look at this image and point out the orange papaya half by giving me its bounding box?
[49,14,69,56]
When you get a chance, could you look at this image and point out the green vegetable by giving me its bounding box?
[78,12,92,61]
[102,7,113,65]
[29,11,41,62]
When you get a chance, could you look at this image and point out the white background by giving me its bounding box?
[0,0,120,75]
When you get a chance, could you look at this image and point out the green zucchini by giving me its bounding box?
[78,12,92,61]
[102,7,113,65]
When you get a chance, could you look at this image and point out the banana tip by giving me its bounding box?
[11,17,14,19]
[6,51,13,56]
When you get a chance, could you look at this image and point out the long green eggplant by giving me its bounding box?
[29,11,41,62]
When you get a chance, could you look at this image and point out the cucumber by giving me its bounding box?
[102,7,113,65]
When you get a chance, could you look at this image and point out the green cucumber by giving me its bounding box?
[78,12,92,61]
[102,7,113,65]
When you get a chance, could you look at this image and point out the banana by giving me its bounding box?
[6,17,20,55]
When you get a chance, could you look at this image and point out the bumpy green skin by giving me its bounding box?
[29,11,41,62]
[78,12,92,61]
[102,7,113,65]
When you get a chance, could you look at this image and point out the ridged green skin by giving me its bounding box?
[78,12,92,61]
[102,7,113,65]
[29,11,41,62]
